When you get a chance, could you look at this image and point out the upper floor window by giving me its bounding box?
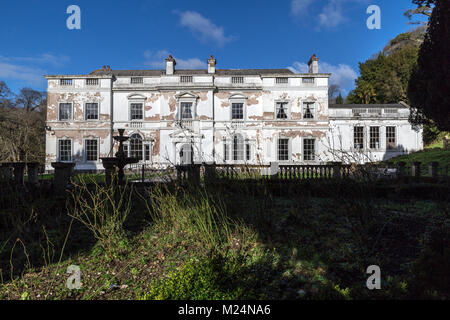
[232,77,244,84]
[86,78,99,86]
[303,139,316,161]
[58,140,72,162]
[85,139,98,161]
[85,103,99,120]
[275,77,288,84]
[180,102,193,119]
[131,77,143,84]
[302,78,314,84]
[232,103,244,120]
[386,126,396,150]
[354,126,364,149]
[370,126,380,149]
[60,79,73,86]
[278,138,289,161]
[180,76,193,83]
[303,102,315,119]
[59,103,72,121]
[276,102,289,119]
[130,103,143,120]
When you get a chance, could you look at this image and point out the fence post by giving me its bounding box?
[1,163,14,181]
[27,162,40,185]
[270,162,279,179]
[51,162,75,191]
[396,161,406,178]
[411,162,421,178]
[12,162,26,186]
[428,162,439,179]
[142,164,145,183]
[332,162,342,179]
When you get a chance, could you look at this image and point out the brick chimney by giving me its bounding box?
[207,55,216,74]
[308,54,319,74]
[165,54,176,75]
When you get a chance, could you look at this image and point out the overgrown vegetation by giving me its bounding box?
[0,176,449,300]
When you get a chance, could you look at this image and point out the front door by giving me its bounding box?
[179,144,193,165]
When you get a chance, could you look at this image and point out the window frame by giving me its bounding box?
[84,102,99,121]
[369,126,380,150]
[275,101,290,120]
[353,126,365,150]
[58,102,73,121]
[129,133,144,161]
[231,102,244,120]
[57,139,73,162]
[386,126,397,150]
[129,102,144,121]
[303,138,316,162]
[277,137,290,162]
[228,95,247,121]
[302,101,316,120]
[84,138,99,162]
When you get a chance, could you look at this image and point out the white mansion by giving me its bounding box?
[44,55,423,171]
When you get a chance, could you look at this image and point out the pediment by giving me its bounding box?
[169,128,204,139]
[175,92,199,100]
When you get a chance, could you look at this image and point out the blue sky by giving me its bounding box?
[0,0,419,95]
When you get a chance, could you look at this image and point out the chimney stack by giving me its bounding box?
[207,55,216,74]
[165,54,176,75]
[308,54,319,74]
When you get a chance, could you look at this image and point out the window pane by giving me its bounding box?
[181,102,193,119]
[246,143,251,161]
[354,126,364,149]
[303,102,315,119]
[85,140,98,161]
[145,145,151,161]
[233,134,244,161]
[130,134,143,160]
[278,139,289,161]
[59,103,72,121]
[232,103,243,120]
[370,127,380,149]
[58,140,72,162]
[276,102,288,119]
[85,103,99,120]
[303,139,315,161]
[224,142,229,161]
[130,103,143,120]
[386,127,396,149]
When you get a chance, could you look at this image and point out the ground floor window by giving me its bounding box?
[85,139,98,161]
[386,126,396,149]
[58,140,72,162]
[370,127,380,149]
[303,138,316,161]
[233,134,244,161]
[354,126,364,149]
[130,134,143,160]
[278,138,289,161]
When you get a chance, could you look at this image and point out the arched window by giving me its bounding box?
[129,134,143,160]
[233,134,244,161]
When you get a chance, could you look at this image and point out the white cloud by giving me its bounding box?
[0,54,66,87]
[175,11,234,47]
[291,0,314,16]
[289,60,358,94]
[143,50,207,69]
[291,0,369,29]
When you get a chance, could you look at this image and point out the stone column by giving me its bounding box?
[428,162,439,179]
[332,162,342,179]
[12,162,26,185]
[411,162,421,178]
[270,162,279,179]
[27,162,40,185]
[396,161,406,178]
[51,162,75,191]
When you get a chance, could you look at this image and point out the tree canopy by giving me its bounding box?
[408,0,450,131]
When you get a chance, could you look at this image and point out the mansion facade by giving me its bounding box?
[44,55,423,171]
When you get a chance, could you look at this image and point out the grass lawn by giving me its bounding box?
[0,179,448,300]
[384,148,450,176]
